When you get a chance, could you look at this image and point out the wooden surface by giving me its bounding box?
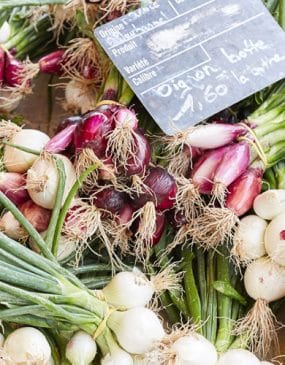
[19,75,285,363]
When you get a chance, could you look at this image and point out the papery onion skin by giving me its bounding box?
[4,129,50,173]
[132,167,177,210]
[0,172,29,206]
[20,200,51,233]
[27,154,76,209]
[92,187,127,215]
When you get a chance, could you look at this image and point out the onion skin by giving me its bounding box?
[226,168,263,216]
[39,50,65,76]
[4,129,50,173]
[116,204,134,225]
[20,200,51,232]
[253,189,285,220]
[186,123,246,149]
[4,52,24,87]
[217,349,260,365]
[166,209,188,228]
[124,129,151,177]
[0,47,5,86]
[191,146,229,194]
[92,187,127,215]
[74,112,113,159]
[152,212,166,245]
[264,212,285,266]
[213,142,250,187]
[132,167,177,211]
[114,108,138,129]
[45,124,77,154]
[0,172,29,206]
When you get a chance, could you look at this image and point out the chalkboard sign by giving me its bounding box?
[95,0,285,135]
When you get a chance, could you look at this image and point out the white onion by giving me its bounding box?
[27,154,76,209]
[264,211,285,266]
[170,334,218,365]
[101,347,133,365]
[4,327,51,364]
[253,189,285,220]
[102,268,154,309]
[108,307,165,354]
[233,215,267,262]
[217,349,260,365]
[0,22,11,43]
[244,257,285,302]
[260,362,274,365]
[4,129,50,173]
[0,211,25,240]
[66,331,97,365]
[0,333,4,347]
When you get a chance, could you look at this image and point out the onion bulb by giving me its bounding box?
[216,349,260,365]
[101,347,133,365]
[232,215,267,263]
[101,268,154,309]
[66,331,97,365]
[170,334,218,365]
[108,307,165,354]
[27,154,76,209]
[4,129,50,173]
[264,212,285,266]
[260,362,274,365]
[4,327,51,364]
[254,189,285,220]
[0,211,25,240]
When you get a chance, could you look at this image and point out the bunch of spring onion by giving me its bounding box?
[161,81,285,251]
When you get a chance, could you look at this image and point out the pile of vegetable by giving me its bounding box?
[0,0,285,364]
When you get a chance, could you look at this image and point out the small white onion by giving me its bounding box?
[66,331,97,365]
[254,189,285,220]
[244,257,285,302]
[0,211,25,240]
[4,129,50,173]
[171,334,218,365]
[0,22,10,43]
[108,307,165,354]
[217,349,260,365]
[233,215,267,262]
[264,211,285,266]
[4,327,51,364]
[101,347,133,365]
[27,154,76,209]
[102,268,154,309]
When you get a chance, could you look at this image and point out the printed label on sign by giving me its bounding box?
[95,0,285,135]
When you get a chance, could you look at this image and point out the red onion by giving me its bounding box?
[56,116,82,133]
[74,111,114,159]
[125,129,151,176]
[39,50,65,76]
[4,52,24,87]
[152,212,166,246]
[0,47,5,86]
[113,108,138,129]
[167,209,188,228]
[185,123,246,149]
[183,145,202,161]
[132,166,177,211]
[225,168,263,216]
[45,124,77,154]
[92,187,127,215]
[19,200,51,232]
[0,172,29,206]
[116,204,134,225]
[94,104,119,120]
[213,142,250,189]
[82,65,99,80]
[191,146,229,194]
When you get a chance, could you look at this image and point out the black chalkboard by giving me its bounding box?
[95,0,285,135]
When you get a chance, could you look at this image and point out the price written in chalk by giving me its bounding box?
[95,0,285,135]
